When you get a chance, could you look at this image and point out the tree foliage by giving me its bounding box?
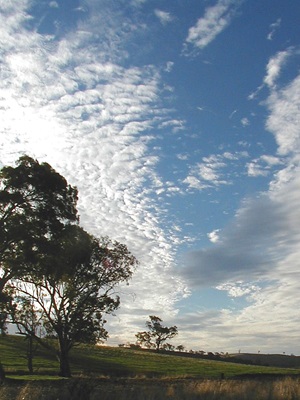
[0,155,78,294]
[135,315,178,352]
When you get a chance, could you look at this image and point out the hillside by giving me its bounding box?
[1,335,300,381]
[229,353,300,368]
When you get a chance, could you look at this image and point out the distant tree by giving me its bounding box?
[176,345,185,352]
[12,225,138,377]
[135,316,178,352]
[162,343,175,351]
[0,155,78,297]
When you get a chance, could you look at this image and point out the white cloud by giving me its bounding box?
[249,47,295,99]
[207,229,220,243]
[184,0,240,51]
[183,152,248,190]
[266,73,300,155]
[49,1,59,8]
[267,18,281,41]
[154,9,174,25]
[160,119,185,133]
[247,155,282,177]
[241,117,249,127]
[264,48,293,89]
[247,161,268,177]
[177,153,189,161]
[260,155,282,166]
[217,282,261,299]
[164,61,174,72]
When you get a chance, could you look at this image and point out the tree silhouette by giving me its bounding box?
[136,315,178,352]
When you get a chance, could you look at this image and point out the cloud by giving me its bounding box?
[247,162,268,177]
[154,9,174,25]
[260,155,282,166]
[216,281,261,299]
[247,155,282,177]
[184,0,240,51]
[164,61,174,72]
[183,154,227,189]
[183,152,248,190]
[266,73,300,156]
[267,18,281,41]
[49,1,59,8]
[264,48,293,89]
[207,229,220,243]
[181,195,287,287]
[240,117,249,127]
[248,47,296,99]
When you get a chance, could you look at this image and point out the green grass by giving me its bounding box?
[1,335,300,381]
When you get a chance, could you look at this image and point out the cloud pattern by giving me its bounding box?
[1,0,300,353]
[0,0,187,344]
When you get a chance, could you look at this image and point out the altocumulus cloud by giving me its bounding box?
[0,0,186,344]
[184,0,241,52]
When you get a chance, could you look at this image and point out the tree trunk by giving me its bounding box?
[57,339,71,377]
[27,335,34,374]
[0,363,5,384]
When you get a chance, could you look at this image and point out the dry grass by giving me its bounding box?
[183,378,300,399]
[1,377,300,400]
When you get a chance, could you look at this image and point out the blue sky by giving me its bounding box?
[1,0,300,354]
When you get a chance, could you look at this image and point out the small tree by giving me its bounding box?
[13,296,43,374]
[135,316,178,352]
[162,343,175,351]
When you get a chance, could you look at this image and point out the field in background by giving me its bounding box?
[1,335,300,379]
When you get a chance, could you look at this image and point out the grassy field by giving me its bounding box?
[2,335,300,399]
[1,334,300,380]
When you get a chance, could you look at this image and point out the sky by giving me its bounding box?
[1,0,300,355]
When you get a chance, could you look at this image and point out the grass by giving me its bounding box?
[1,335,300,380]
[2,336,300,399]
[2,377,300,399]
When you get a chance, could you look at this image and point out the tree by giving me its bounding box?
[13,297,43,374]
[135,316,178,352]
[162,343,175,351]
[1,156,138,376]
[12,224,138,377]
[0,155,78,297]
